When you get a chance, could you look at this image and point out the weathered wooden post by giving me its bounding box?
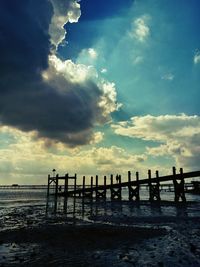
[155,170,161,201]
[173,166,176,176]
[148,169,161,202]
[110,174,114,200]
[110,174,113,186]
[91,176,93,198]
[118,175,122,200]
[64,173,68,195]
[104,175,107,199]
[128,171,140,201]
[74,173,77,197]
[95,175,98,200]
[55,174,59,197]
[172,166,178,202]
[47,174,50,197]
[148,169,153,201]
[82,176,86,198]
[179,168,186,202]
[136,171,140,201]
[111,174,122,200]
[128,171,131,200]
[172,166,185,202]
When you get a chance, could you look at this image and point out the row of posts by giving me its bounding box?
[47,167,186,202]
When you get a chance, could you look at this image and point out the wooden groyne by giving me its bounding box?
[47,167,200,202]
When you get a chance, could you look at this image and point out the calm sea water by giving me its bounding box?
[0,187,200,231]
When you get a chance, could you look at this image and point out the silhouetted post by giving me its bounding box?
[104,175,107,199]
[55,174,59,196]
[148,169,153,201]
[128,171,140,201]
[91,176,93,198]
[95,175,98,200]
[128,171,131,183]
[172,166,178,202]
[64,173,68,195]
[74,174,77,197]
[118,175,122,200]
[180,167,186,202]
[128,171,131,200]
[110,174,114,200]
[155,170,161,201]
[156,170,159,179]
[110,174,122,200]
[173,166,176,176]
[136,171,140,201]
[82,176,85,198]
[110,174,113,186]
[173,166,186,202]
[47,174,50,196]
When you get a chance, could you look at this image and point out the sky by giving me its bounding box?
[0,0,200,184]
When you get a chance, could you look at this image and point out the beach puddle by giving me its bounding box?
[0,242,40,266]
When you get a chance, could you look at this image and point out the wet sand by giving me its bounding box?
[0,192,200,266]
[0,213,200,266]
[0,224,166,266]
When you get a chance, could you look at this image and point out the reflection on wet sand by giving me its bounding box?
[45,195,191,225]
[1,192,200,267]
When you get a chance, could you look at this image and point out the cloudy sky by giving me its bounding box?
[0,0,200,184]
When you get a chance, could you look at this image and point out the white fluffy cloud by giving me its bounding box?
[129,15,150,42]
[49,0,81,47]
[0,126,147,183]
[112,114,200,169]
[43,55,98,84]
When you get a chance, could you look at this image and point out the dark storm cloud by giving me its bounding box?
[0,0,110,146]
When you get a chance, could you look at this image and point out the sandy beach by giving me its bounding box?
[0,191,200,267]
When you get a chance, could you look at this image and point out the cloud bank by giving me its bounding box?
[112,114,200,169]
[0,0,119,147]
[0,126,146,184]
